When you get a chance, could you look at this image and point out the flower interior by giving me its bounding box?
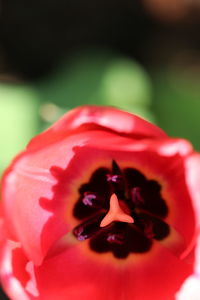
[72,160,170,259]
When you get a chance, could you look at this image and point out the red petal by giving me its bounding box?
[176,234,200,300]
[1,133,87,264]
[27,106,167,151]
[184,154,200,230]
[1,240,193,300]
[0,241,31,300]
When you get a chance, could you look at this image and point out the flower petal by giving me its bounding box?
[1,240,193,300]
[176,234,200,300]
[27,105,167,151]
[0,241,30,300]
[1,131,92,264]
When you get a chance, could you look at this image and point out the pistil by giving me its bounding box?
[100,193,134,227]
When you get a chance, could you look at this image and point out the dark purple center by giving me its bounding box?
[73,161,169,259]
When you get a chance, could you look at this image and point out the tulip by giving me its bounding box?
[0,106,199,300]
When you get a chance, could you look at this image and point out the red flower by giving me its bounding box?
[0,106,199,300]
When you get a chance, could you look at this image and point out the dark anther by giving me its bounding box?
[105,160,126,199]
[131,187,144,206]
[73,226,88,241]
[106,174,122,183]
[73,213,104,241]
[107,233,124,245]
[82,192,97,207]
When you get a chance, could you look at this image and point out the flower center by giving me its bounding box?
[73,160,169,259]
[100,193,134,227]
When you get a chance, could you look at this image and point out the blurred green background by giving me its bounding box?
[1,0,200,176]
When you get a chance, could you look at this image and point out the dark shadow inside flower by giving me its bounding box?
[70,160,172,259]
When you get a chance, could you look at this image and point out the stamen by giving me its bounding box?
[73,214,104,241]
[143,221,155,239]
[73,226,88,241]
[106,174,122,183]
[107,233,124,245]
[82,192,96,206]
[100,193,134,227]
[131,187,144,206]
